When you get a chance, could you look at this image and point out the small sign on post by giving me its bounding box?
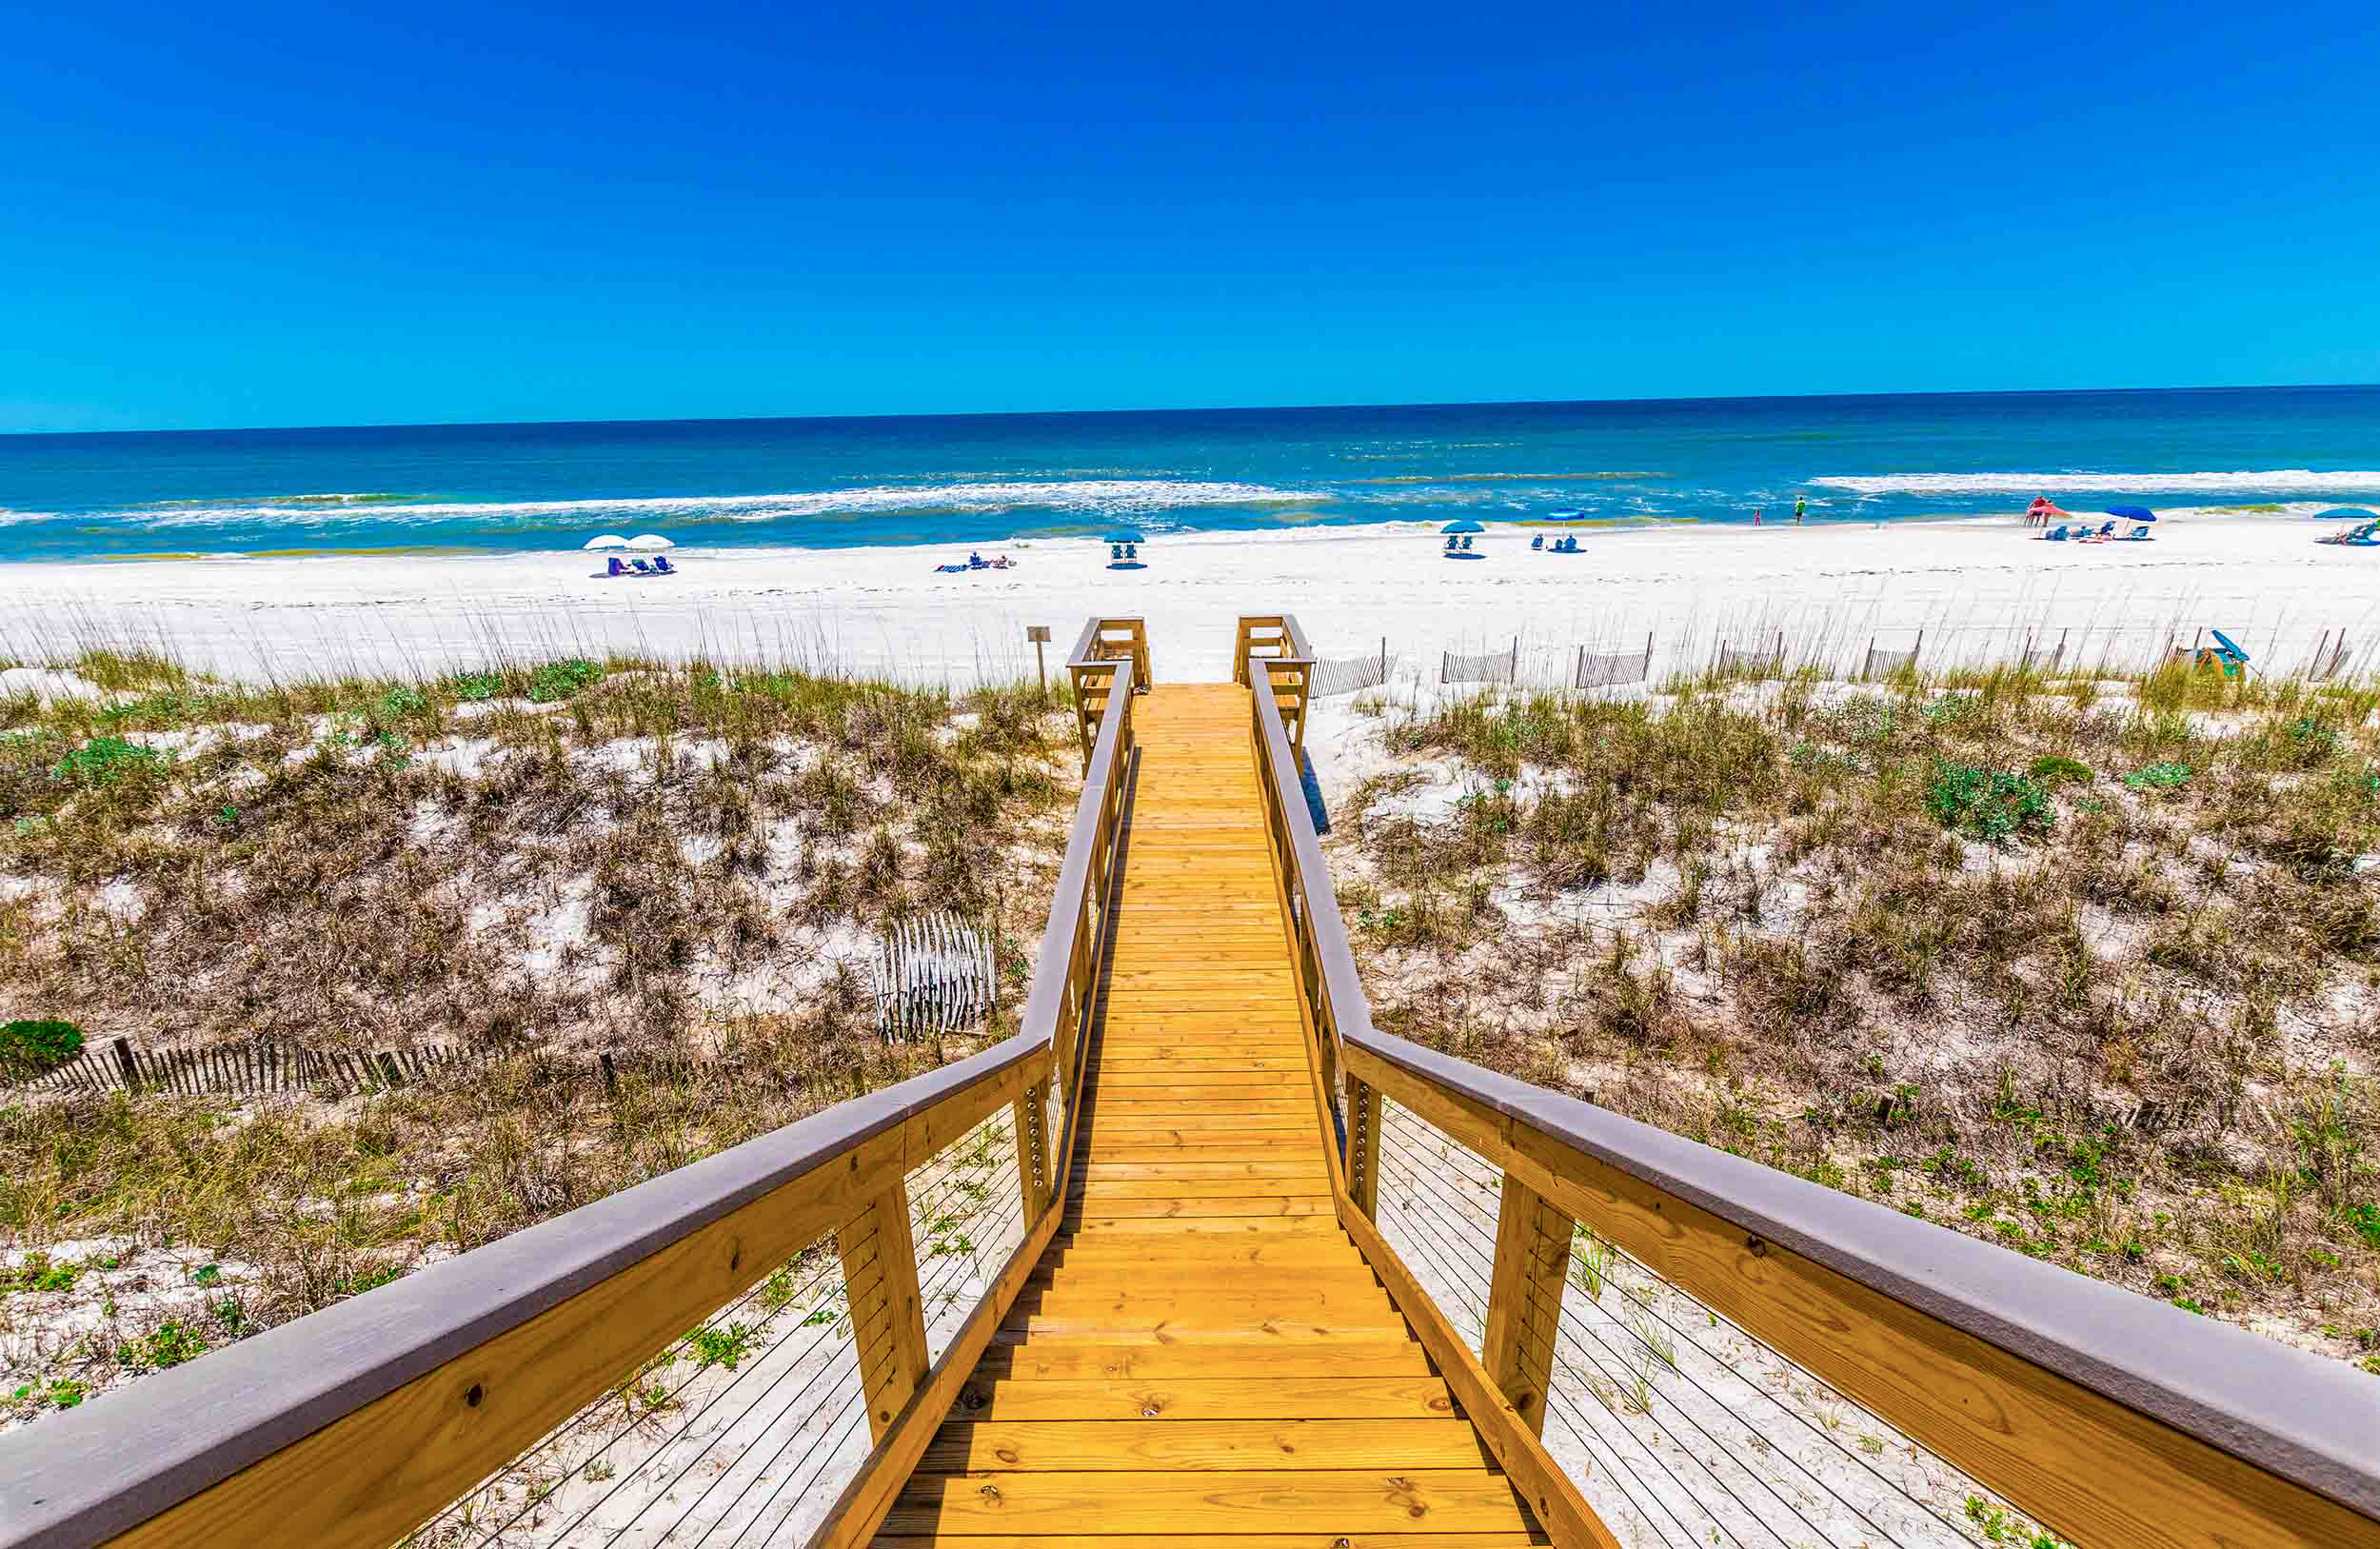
[1026,626,1052,687]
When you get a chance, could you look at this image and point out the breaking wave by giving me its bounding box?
[56,479,1315,532]
[1814,469,2380,496]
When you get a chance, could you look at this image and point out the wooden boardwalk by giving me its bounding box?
[883,683,1546,1544]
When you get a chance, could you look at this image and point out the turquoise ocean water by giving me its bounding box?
[1,387,2375,562]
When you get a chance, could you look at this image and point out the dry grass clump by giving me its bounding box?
[1331,661,2380,1370]
[0,644,1079,1423]
[2,648,1073,1049]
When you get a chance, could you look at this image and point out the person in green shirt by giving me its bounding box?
[1794,496,1807,524]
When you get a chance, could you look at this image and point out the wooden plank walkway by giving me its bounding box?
[883,683,1547,1544]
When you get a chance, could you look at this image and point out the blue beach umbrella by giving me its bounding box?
[2105,506,2156,522]
[1101,528,1144,544]
[2315,508,2379,523]
[1440,520,1486,534]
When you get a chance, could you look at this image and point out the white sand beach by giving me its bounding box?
[6,508,2370,688]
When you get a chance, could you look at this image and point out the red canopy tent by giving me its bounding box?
[2026,496,2072,526]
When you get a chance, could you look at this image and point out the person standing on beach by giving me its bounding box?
[1795,496,1806,525]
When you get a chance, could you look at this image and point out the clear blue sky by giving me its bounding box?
[5,0,2376,432]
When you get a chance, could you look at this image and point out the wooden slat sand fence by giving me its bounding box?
[6,1035,522,1100]
[1861,629,1923,679]
[1714,629,1788,678]
[1442,638,1520,685]
[1574,632,1656,688]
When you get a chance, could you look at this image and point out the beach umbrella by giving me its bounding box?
[1101,528,1144,544]
[1440,520,1486,534]
[583,534,630,550]
[2105,506,2156,522]
[2315,508,2379,523]
[625,534,674,550]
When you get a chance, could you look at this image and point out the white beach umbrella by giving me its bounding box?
[583,534,630,550]
[625,534,674,550]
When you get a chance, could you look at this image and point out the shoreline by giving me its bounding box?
[4,506,2373,687]
[12,498,2357,566]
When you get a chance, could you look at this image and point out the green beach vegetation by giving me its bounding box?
[1331,656,2380,1373]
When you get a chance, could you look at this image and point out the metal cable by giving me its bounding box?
[508,1252,868,1547]
[435,1230,863,1546]
[1371,1139,1749,1549]
[1384,1105,1954,1547]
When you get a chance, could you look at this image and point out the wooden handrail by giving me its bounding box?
[1245,648,1611,1548]
[1241,610,2380,1549]
[0,1036,1048,1547]
[812,645,1136,1545]
[1064,616,1149,766]
[0,637,1143,1549]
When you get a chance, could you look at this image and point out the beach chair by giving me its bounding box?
[630,558,656,575]
[606,556,629,576]
[652,554,677,573]
[1112,544,1125,562]
[1531,534,1544,550]
[1562,536,1579,552]
[934,562,969,573]
[1445,537,1459,554]
[2122,525,2152,542]
[1460,534,1476,551]
[1125,543,1139,561]
[2043,526,2069,542]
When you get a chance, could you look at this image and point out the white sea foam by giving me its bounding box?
[1815,469,2380,496]
[80,479,1314,530]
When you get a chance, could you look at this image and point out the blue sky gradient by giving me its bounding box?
[5,0,2377,431]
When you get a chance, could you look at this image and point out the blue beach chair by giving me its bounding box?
[1531,535,1544,550]
[653,554,677,574]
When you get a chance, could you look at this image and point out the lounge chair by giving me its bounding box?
[1461,534,1476,551]
[1561,536,1579,553]
[1112,544,1125,562]
[1125,543,1139,561]
[1444,537,1459,554]
[1531,534,1544,550]
[2043,526,2069,542]
[606,556,629,576]
[2121,525,2152,542]
[652,554,677,573]
[630,558,657,575]
[934,562,969,573]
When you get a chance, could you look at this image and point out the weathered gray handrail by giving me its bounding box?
[1018,652,1137,1111]
[1244,617,2380,1548]
[0,637,1145,1549]
[808,644,1136,1546]
[0,1034,1050,1547]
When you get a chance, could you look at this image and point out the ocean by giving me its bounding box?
[2,386,2376,563]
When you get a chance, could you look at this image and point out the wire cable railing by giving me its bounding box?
[1375,1095,2083,1548]
[393,1106,1024,1548]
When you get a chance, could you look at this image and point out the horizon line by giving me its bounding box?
[7,380,2377,443]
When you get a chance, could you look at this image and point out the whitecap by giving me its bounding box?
[100,479,1317,530]
[1813,469,2380,496]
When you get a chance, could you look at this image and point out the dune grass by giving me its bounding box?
[0,645,1080,1424]
[1332,658,2380,1369]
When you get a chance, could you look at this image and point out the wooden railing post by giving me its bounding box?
[839,1182,930,1441]
[1343,1072,1379,1216]
[1481,1175,1573,1437]
[1012,1079,1051,1222]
